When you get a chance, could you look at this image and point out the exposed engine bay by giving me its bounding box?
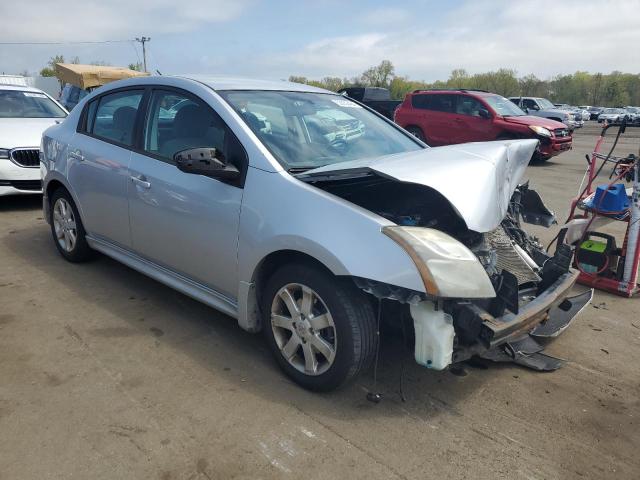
[303,169,593,372]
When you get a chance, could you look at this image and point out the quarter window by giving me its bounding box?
[88,90,144,146]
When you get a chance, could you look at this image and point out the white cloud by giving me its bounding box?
[267,0,640,80]
[0,0,250,41]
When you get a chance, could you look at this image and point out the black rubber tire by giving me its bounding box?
[406,126,426,142]
[49,188,94,262]
[261,263,377,392]
[530,153,549,164]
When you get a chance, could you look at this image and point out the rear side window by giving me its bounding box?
[412,94,456,113]
[429,94,456,113]
[87,89,144,147]
[411,94,431,109]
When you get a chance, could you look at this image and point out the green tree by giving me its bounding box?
[360,60,395,88]
[39,54,65,77]
[290,63,640,107]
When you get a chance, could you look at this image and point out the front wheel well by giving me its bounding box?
[45,179,67,202]
[253,250,335,310]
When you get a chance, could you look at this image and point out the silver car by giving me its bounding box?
[41,76,591,391]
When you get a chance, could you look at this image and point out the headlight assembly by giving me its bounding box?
[382,226,496,298]
[529,125,551,137]
[0,149,9,159]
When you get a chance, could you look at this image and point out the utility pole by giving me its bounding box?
[135,36,151,72]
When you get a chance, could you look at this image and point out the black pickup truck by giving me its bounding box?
[337,87,401,120]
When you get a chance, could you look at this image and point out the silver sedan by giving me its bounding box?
[41,76,591,391]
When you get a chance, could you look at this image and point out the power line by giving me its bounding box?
[0,40,131,45]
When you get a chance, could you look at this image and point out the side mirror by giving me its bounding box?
[174,148,240,180]
[478,108,490,119]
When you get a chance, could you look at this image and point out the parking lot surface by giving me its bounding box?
[1,124,639,480]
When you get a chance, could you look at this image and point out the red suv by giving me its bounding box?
[394,90,572,161]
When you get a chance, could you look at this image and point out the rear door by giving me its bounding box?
[68,88,145,247]
[127,88,246,298]
[424,94,458,145]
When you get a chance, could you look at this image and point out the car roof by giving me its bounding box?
[0,84,47,93]
[413,89,496,96]
[175,75,332,93]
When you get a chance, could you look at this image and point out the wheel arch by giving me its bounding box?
[43,175,86,227]
[238,249,341,333]
[404,124,424,134]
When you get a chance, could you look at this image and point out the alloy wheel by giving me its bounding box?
[52,198,77,253]
[270,283,337,376]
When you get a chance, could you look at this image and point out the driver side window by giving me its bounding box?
[144,90,226,161]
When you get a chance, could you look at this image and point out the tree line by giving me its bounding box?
[290,61,640,107]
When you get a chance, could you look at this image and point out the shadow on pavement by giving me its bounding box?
[3,222,506,421]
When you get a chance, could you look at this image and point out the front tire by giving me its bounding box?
[49,188,93,262]
[261,264,377,391]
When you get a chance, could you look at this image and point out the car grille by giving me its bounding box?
[0,180,42,191]
[554,128,570,138]
[11,148,40,167]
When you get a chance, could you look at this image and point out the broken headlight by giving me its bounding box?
[382,226,496,299]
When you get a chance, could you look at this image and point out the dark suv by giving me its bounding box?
[394,89,572,161]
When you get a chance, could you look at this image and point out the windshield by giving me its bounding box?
[483,95,526,116]
[603,108,624,114]
[537,98,556,109]
[219,90,422,170]
[0,90,67,118]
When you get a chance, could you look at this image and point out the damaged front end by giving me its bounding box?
[300,140,592,372]
[444,184,593,371]
[375,183,592,372]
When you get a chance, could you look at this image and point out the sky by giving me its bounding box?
[1,0,639,81]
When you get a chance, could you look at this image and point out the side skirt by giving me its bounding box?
[86,236,239,319]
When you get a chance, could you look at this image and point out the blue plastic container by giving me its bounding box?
[592,184,629,213]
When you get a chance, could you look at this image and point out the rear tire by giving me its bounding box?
[261,263,377,391]
[406,126,426,142]
[49,188,94,262]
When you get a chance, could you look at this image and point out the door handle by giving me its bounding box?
[69,150,84,161]
[130,175,151,189]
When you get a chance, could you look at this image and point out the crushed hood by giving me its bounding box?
[300,139,538,233]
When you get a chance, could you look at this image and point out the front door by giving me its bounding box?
[127,89,246,298]
[452,94,496,143]
[68,88,145,247]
